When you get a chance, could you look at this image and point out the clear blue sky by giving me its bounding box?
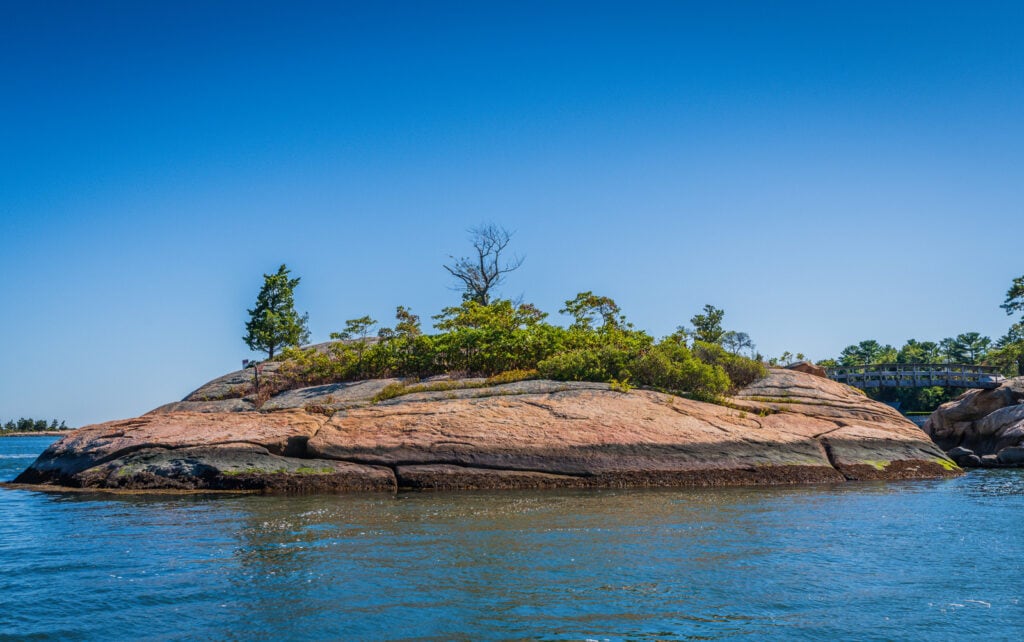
[2,1,1022,426]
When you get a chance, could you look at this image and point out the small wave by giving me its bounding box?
[0,454,35,459]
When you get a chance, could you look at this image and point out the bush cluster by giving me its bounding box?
[268,296,766,402]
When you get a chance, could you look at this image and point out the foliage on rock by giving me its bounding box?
[269,295,765,401]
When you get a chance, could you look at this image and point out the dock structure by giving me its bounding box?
[826,364,1006,390]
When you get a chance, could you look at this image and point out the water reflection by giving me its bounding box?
[3,444,1024,640]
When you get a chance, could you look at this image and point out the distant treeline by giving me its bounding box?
[811,273,1024,414]
[2,418,70,433]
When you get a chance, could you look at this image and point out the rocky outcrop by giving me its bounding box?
[923,377,1024,467]
[786,361,828,379]
[11,369,958,493]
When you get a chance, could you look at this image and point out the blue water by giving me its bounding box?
[2,436,1023,640]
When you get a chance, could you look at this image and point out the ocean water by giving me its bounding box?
[1,436,1022,641]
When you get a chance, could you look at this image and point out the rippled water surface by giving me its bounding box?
[2,436,1024,640]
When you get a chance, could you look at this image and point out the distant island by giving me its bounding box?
[2,418,72,437]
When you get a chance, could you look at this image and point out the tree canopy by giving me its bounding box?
[269,296,765,404]
[839,340,890,366]
[989,274,1024,376]
[1001,275,1024,319]
[837,333,994,368]
[822,276,1024,411]
[560,291,624,331]
[243,264,310,359]
[689,305,726,344]
[2,418,69,433]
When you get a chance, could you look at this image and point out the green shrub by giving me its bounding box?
[691,341,766,390]
[631,341,730,399]
[276,343,356,388]
[372,382,409,403]
[537,349,606,381]
[485,369,539,385]
[273,296,773,404]
[609,377,633,393]
[537,346,634,383]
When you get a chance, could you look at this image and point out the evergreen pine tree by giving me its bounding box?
[243,264,310,359]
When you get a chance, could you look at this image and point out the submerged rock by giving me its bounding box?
[12,369,958,493]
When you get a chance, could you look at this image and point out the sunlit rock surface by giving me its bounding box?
[924,377,1024,467]
[14,369,958,493]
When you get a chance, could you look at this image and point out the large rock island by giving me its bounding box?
[12,367,958,493]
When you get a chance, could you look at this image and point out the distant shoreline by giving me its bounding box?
[0,431,70,438]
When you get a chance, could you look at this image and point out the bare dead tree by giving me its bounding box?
[443,224,525,305]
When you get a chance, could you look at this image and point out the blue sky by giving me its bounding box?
[2,1,1022,426]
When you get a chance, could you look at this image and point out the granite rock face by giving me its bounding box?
[13,369,958,493]
[785,361,829,379]
[923,377,1024,467]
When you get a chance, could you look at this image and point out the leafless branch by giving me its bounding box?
[443,223,524,305]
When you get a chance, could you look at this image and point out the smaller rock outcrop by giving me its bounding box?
[923,377,1024,467]
[946,446,982,468]
[786,361,828,379]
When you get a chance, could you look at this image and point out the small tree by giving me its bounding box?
[443,224,524,305]
[721,331,754,356]
[690,305,726,344]
[394,306,422,338]
[377,306,421,341]
[897,339,942,364]
[243,264,310,359]
[561,291,623,331]
[984,276,1024,376]
[995,323,1024,348]
[331,316,377,375]
[952,332,992,364]
[986,337,1024,377]
[939,337,960,363]
[334,316,377,343]
[839,339,890,366]
[1001,275,1024,320]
